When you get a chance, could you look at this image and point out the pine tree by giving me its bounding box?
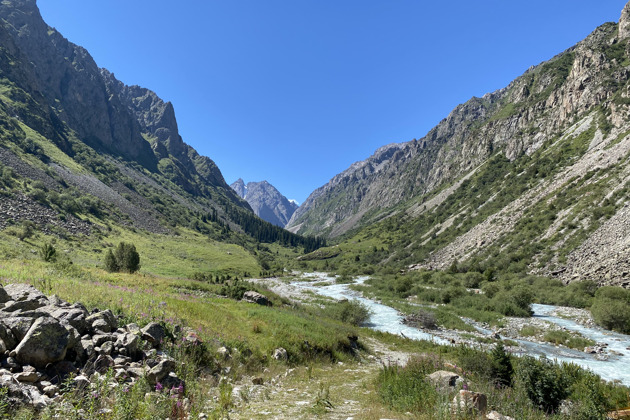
[490,342,513,388]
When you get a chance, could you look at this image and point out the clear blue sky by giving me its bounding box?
[38,1,627,203]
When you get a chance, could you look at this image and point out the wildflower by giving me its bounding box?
[462,382,468,390]
[178,383,184,394]
[155,382,163,391]
[176,399,182,408]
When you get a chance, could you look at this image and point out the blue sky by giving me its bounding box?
[38,1,627,203]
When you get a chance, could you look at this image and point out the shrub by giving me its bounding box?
[104,242,140,273]
[490,342,513,388]
[39,243,56,262]
[104,250,119,272]
[17,220,35,241]
[515,356,568,413]
[327,300,372,326]
[591,286,630,333]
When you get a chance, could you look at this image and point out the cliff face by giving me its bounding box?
[0,0,254,236]
[231,179,298,227]
[288,11,630,239]
[0,0,157,167]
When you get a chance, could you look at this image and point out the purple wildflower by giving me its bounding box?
[155,382,163,391]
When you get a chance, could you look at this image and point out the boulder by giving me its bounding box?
[452,390,487,415]
[115,333,140,359]
[2,316,40,342]
[14,317,69,368]
[92,333,114,347]
[242,291,269,306]
[0,287,10,304]
[86,310,117,333]
[427,370,460,390]
[141,322,166,346]
[43,307,89,334]
[161,372,185,391]
[146,359,177,385]
[3,284,46,303]
[272,347,288,361]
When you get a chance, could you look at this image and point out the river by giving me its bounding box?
[292,273,630,385]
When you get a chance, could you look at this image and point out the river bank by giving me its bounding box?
[251,273,630,385]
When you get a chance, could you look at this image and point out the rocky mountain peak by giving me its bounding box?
[231,178,247,198]
[619,1,630,39]
[230,179,298,227]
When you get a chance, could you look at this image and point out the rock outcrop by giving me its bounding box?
[0,283,193,410]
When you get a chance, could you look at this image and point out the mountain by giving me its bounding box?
[0,0,320,254]
[289,3,630,287]
[230,179,299,227]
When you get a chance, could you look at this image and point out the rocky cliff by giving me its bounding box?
[0,0,261,236]
[290,2,630,286]
[288,17,628,239]
[230,179,298,227]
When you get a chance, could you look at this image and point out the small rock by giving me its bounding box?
[252,377,264,385]
[216,347,230,360]
[14,371,39,382]
[486,410,515,420]
[452,390,487,415]
[73,375,90,390]
[42,384,59,397]
[272,347,288,361]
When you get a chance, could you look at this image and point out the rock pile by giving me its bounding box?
[0,283,187,410]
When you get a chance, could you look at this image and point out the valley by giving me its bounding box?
[0,0,630,418]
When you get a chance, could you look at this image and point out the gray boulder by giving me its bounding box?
[0,287,10,304]
[272,347,288,361]
[427,370,460,390]
[3,284,46,303]
[142,322,166,346]
[146,359,176,385]
[242,291,268,306]
[86,310,117,333]
[14,317,70,368]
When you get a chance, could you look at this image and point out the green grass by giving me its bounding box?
[543,330,595,350]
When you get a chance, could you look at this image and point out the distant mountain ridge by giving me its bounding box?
[230,179,298,227]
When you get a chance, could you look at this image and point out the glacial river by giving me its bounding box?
[292,273,630,385]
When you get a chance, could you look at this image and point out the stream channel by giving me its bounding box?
[291,273,630,386]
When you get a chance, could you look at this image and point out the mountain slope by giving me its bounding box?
[230,178,298,227]
[0,0,321,259]
[291,2,630,287]
[288,18,626,239]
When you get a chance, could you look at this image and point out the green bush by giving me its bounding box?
[104,242,141,273]
[39,243,56,262]
[326,300,372,326]
[515,356,568,413]
[591,286,630,333]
